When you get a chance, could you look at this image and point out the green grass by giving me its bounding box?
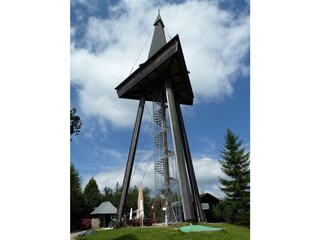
[76,223,249,240]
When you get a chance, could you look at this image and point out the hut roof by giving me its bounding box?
[90,201,117,215]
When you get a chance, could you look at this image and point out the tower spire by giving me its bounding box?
[148,12,166,59]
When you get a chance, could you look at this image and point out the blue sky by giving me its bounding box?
[70,0,250,198]
[2,1,320,238]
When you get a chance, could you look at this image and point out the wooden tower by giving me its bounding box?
[115,13,205,223]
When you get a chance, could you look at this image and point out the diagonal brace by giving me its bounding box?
[117,97,145,225]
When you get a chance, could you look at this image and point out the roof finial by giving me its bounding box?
[158,8,160,14]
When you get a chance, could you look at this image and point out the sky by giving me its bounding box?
[70,0,250,199]
[2,1,320,239]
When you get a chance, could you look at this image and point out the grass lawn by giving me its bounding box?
[76,223,249,240]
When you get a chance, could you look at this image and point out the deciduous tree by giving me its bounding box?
[102,186,114,203]
[70,107,82,140]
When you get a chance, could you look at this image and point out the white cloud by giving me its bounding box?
[71,42,138,127]
[83,153,226,199]
[193,156,226,199]
[82,159,156,193]
[71,0,99,12]
[71,0,249,128]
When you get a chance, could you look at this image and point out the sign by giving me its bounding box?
[201,203,209,210]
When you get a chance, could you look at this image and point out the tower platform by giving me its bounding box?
[115,35,194,105]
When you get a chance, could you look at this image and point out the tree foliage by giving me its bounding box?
[70,107,82,140]
[70,163,84,229]
[212,200,234,223]
[125,185,139,214]
[111,182,122,209]
[102,186,114,202]
[70,166,154,229]
[83,178,103,217]
[218,128,250,226]
[104,182,153,218]
[142,187,152,217]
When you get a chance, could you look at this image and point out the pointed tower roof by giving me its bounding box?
[148,12,166,59]
[115,14,194,105]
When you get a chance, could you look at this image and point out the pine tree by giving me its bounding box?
[219,128,250,226]
[70,163,84,230]
[83,178,102,217]
[112,182,122,209]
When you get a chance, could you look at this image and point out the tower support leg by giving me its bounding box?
[165,79,195,221]
[161,98,172,222]
[117,97,145,225]
[176,101,205,222]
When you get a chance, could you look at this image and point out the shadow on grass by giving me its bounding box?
[111,233,138,240]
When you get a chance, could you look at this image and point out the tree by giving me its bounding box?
[83,178,103,217]
[142,187,152,218]
[219,128,250,226]
[212,200,234,223]
[112,182,122,209]
[70,107,82,140]
[124,186,152,217]
[125,185,139,214]
[102,186,114,203]
[70,163,84,230]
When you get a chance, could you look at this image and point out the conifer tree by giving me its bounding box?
[112,182,122,209]
[219,128,250,226]
[70,163,84,229]
[83,178,102,217]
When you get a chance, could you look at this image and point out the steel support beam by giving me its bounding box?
[165,79,195,221]
[117,97,145,225]
[176,101,205,222]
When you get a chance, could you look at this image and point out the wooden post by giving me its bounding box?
[176,101,205,222]
[165,78,195,221]
[117,97,145,225]
[161,97,172,222]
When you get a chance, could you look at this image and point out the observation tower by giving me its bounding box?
[115,12,205,224]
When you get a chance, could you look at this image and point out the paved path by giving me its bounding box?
[70,230,86,239]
